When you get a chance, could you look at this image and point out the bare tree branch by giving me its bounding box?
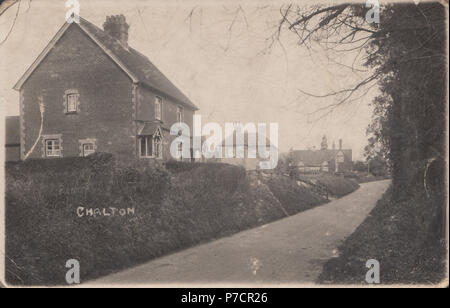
[0,0,21,46]
[0,0,19,16]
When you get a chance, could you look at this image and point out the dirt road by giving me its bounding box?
[90,180,390,286]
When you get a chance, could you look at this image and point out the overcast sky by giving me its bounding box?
[0,0,379,159]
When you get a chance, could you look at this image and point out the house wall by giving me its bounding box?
[136,85,195,161]
[334,150,353,173]
[5,146,20,162]
[21,24,134,160]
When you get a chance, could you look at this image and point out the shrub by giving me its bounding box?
[314,175,359,197]
[5,156,330,285]
[265,175,327,215]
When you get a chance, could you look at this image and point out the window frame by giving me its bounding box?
[177,141,183,160]
[337,152,345,163]
[67,94,78,113]
[176,105,183,123]
[139,136,154,158]
[155,96,163,121]
[45,139,61,157]
[82,143,95,157]
[78,138,97,157]
[153,135,163,159]
[64,89,80,114]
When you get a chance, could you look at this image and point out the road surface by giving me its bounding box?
[90,180,390,286]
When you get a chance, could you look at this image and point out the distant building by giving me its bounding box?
[291,136,352,174]
[5,116,20,162]
[220,131,272,170]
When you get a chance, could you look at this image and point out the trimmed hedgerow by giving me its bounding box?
[5,155,328,285]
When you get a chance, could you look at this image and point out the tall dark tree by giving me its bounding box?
[275,2,447,200]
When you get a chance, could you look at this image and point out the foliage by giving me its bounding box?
[277,2,447,200]
[5,155,328,285]
[353,160,367,173]
[319,186,447,284]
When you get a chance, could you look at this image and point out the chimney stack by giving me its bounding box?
[103,14,129,47]
[339,139,342,150]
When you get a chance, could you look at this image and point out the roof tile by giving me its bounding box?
[79,17,198,110]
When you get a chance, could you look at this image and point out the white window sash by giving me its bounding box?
[140,136,157,158]
[46,139,61,157]
[83,143,95,157]
[66,94,78,112]
[177,106,183,123]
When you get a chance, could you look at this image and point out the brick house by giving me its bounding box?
[13,15,198,161]
[291,136,353,174]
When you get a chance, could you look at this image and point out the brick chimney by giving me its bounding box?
[339,139,342,150]
[103,14,129,47]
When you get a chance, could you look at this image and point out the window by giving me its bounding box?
[153,135,162,158]
[83,143,95,157]
[139,127,163,159]
[45,139,61,157]
[177,106,183,123]
[337,152,345,163]
[67,94,78,112]
[177,142,183,160]
[78,139,96,157]
[64,90,79,114]
[155,96,162,121]
[139,136,153,157]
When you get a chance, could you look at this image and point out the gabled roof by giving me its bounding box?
[5,116,20,145]
[13,17,198,111]
[292,149,352,166]
[137,122,168,136]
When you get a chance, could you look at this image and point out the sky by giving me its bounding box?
[0,0,379,160]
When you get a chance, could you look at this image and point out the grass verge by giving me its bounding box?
[5,155,332,285]
[318,185,447,285]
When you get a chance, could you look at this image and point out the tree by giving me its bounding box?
[274,2,447,200]
[353,160,367,173]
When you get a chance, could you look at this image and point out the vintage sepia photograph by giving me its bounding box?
[0,0,448,291]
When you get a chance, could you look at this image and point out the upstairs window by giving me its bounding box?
[45,139,61,157]
[155,96,162,121]
[177,142,183,160]
[64,89,80,114]
[337,152,345,163]
[177,106,183,123]
[67,94,78,112]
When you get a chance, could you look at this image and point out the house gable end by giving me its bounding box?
[13,21,138,91]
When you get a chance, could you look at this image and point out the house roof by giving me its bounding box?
[5,116,20,145]
[291,149,352,166]
[13,17,199,111]
[137,122,168,136]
